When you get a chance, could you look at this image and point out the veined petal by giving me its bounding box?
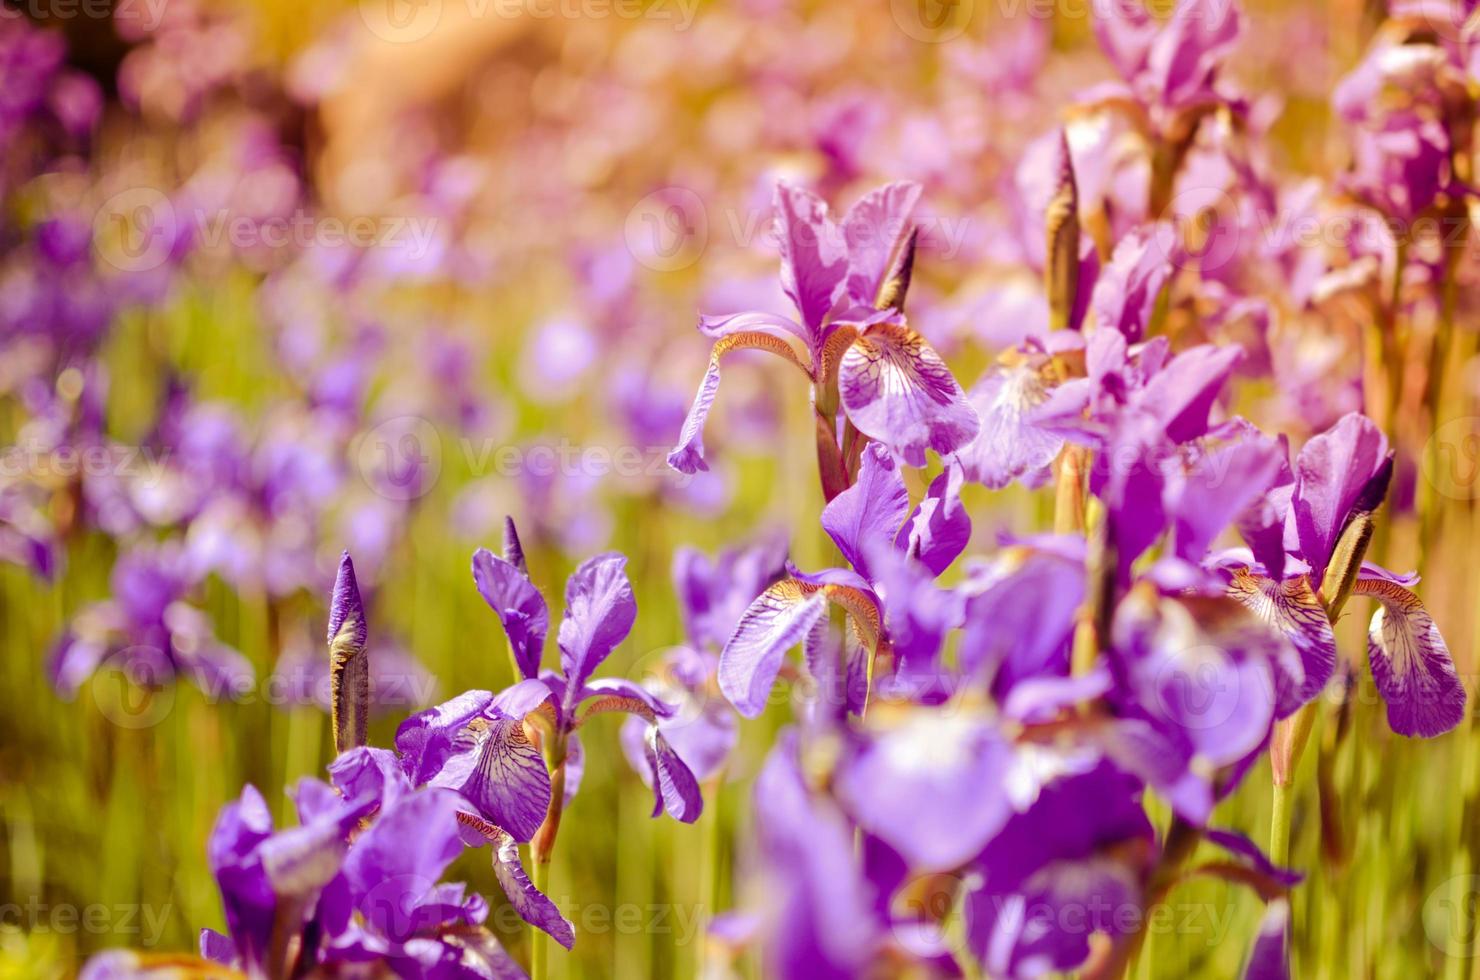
[821,442,910,581]
[667,331,813,474]
[718,580,830,718]
[839,321,980,467]
[456,812,575,949]
[1354,577,1465,737]
[557,553,637,700]
[959,361,1063,489]
[1227,570,1332,709]
[840,180,922,309]
[644,726,703,823]
[430,716,551,842]
[472,548,548,680]
[774,181,848,337]
[698,310,809,344]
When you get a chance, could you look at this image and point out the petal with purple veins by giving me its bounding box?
[839,321,979,467]
[719,580,830,718]
[959,361,1063,490]
[644,726,704,823]
[429,716,551,842]
[1354,577,1464,737]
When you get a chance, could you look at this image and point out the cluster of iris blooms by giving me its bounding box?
[4,0,1476,976]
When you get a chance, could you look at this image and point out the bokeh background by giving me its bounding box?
[3,0,1480,977]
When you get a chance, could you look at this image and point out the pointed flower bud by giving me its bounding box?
[1045,129,1081,331]
[329,551,369,754]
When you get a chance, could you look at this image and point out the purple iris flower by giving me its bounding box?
[717,443,969,719]
[1223,412,1464,737]
[192,758,528,979]
[50,540,253,698]
[618,533,789,786]
[1089,0,1244,137]
[396,521,703,848]
[668,181,978,483]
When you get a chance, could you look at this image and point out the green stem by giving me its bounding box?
[531,740,568,980]
[1270,780,1293,868]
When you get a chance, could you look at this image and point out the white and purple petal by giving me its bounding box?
[1354,577,1465,738]
[838,321,980,467]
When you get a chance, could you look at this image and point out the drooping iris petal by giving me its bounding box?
[1354,577,1465,737]
[457,811,576,950]
[719,580,830,718]
[429,715,551,842]
[697,309,809,344]
[839,180,922,309]
[821,442,909,581]
[959,360,1063,490]
[557,552,637,700]
[774,181,848,338]
[1291,413,1390,584]
[576,676,677,723]
[834,709,1012,871]
[667,331,813,474]
[1227,570,1333,706]
[644,726,703,823]
[472,547,548,680]
[838,321,980,467]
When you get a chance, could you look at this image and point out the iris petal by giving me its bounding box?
[838,321,979,467]
[718,580,830,718]
[644,726,703,823]
[557,553,638,703]
[472,548,548,681]
[959,361,1062,490]
[1354,577,1465,737]
[668,331,813,474]
[1226,570,1332,710]
[430,716,551,842]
